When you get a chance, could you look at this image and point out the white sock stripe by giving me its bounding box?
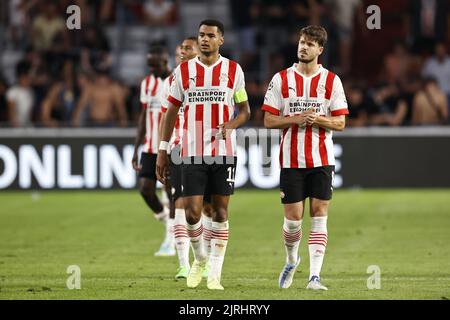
[174,233,189,238]
[187,225,203,238]
[308,242,327,246]
[211,233,229,240]
[309,234,328,238]
[284,236,301,242]
[283,230,302,236]
[309,232,328,237]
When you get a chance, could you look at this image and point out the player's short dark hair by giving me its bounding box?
[299,25,328,47]
[185,36,198,43]
[199,19,225,35]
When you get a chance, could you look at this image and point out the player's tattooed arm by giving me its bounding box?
[307,114,346,131]
[132,108,146,171]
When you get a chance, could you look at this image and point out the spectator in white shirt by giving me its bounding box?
[422,42,450,110]
[6,61,34,127]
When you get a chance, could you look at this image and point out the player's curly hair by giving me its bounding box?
[299,25,328,47]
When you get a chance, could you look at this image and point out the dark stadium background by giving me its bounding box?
[0,0,449,190]
[0,0,449,303]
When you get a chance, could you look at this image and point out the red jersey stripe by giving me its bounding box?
[294,72,303,97]
[182,105,189,157]
[180,61,189,90]
[279,128,288,166]
[151,77,159,96]
[290,125,299,168]
[195,63,205,87]
[309,73,321,98]
[325,71,335,100]
[280,70,289,98]
[318,127,329,166]
[212,62,222,86]
[195,104,204,156]
[211,104,219,156]
[223,105,232,156]
[304,126,313,168]
[227,60,237,89]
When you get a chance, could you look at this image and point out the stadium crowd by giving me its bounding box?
[0,0,449,128]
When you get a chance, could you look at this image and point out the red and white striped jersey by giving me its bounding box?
[161,75,183,149]
[140,74,165,154]
[166,55,245,158]
[262,64,348,168]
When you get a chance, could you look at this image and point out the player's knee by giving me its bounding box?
[311,204,328,217]
[185,204,202,224]
[202,203,214,217]
[214,207,228,222]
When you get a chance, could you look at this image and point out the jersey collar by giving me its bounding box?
[291,63,322,78]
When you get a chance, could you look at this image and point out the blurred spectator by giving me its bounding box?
[72,68,127,127]
[97,0,116,24]
[229,0,259,54]
[8,0,39,49]
[277,29,301,70]
[422,42,450,109]
[246,80,265,126]
[382,42,412,84]
[31,1,66,52]
[346,82,370,127]
[369,84,408,126]
[288,0,322,27]
[142,0,176,26]
[0,75,8,123]
[41,60,78,127]
[80,25,112,73]
[261,0,289,50]
[412,77,448,125]
[6,61,34,127]
[408,0,449,55]
[324,0,365,75]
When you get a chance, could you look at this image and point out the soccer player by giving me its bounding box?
[161,37,216,280]
[156,19,250,290]
[132,45,174,256]
[262,25,348,290]
[160,36,200,279]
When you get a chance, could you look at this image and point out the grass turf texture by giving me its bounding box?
[0,189,449,300]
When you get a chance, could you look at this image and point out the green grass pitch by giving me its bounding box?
[0,189,449,300]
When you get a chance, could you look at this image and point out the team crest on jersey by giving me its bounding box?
[318,84,326,95]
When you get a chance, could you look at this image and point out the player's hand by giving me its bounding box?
[305,112,319,126]
[132,151,141,172]
[156,150,170,185]
[293,114,307,127]
[217,122,233,140]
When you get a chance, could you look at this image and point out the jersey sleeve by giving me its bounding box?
[329,76,349,116]
[233,64,248,104]
[261,73,283,116]
[166,65,184,108]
